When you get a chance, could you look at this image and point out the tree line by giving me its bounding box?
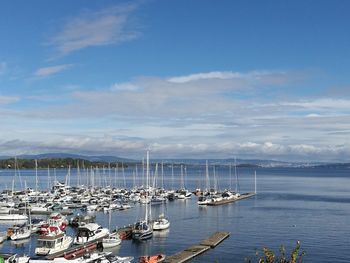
[0,158,127,169]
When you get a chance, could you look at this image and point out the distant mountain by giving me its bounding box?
[157,158,294,167]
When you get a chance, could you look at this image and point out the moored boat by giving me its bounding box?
[35,227,73,256]
[102,232,121,248]
[74,223,109,245]
[152,214,170,231]
[139,254,165,263]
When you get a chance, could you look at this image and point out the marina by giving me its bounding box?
[0,165,349,262]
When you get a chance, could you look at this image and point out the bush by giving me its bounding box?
[246,241,305,263]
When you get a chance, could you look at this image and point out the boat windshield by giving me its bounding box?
[37,240,55,248]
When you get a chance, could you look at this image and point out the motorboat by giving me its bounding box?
[69,214,96,227]
[8,224,31,241]
[102,232,121,248]
[35,227,73,255]
[74,223,109,245]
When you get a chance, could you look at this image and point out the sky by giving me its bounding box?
[1,0,350,161]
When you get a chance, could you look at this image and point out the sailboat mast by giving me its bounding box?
[205,160,210,192]
[171,164,174,190]
[145,151,150,223]
[35,159,38,193]
[234,157,238,193]
[254,170,257,194]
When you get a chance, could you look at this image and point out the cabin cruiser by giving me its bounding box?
[176,189,192,199]
[35,226,73,255]
[8,224,31,240]
[74,223,109,245]
[69,214,96,227]
[102,232,121,248]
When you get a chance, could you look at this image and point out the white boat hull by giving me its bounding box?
[0,214,28,221]
[102,234,122,248]
[35,236,73,255]
[153,219,170,231]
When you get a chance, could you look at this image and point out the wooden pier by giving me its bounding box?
[206,192,256,206]
[164,231,230,263]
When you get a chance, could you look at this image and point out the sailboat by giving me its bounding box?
[177,165,192,199]
[9,182,32,241]
[152,213,170,231]
[102,209,121,248]
[132,151,153,241]
[198,160,212,205]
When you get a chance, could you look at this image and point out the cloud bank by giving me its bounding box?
[1,70,350,161]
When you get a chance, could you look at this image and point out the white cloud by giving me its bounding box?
[49,3,140,57]
[282,98,350,111]
[3,69,350,161]
[0,137,349,161]
[0,95,20,105]
[168,71,243,83]
[34,64,73,77]
[111,82,139,91]
[167,70,288,84]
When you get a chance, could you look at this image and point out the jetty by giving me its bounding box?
[206,192,256,206]
[164,231,230,263]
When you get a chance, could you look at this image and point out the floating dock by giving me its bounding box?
[206,192,256,206]
[164,231,230,263]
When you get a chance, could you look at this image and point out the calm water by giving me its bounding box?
[0,166,349,262]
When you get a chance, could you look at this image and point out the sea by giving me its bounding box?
[0,165,349,262]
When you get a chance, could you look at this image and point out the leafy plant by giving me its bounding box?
[246,241,305,263]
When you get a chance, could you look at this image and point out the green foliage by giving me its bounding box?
[0,158,127,169]
[246,241,305,263]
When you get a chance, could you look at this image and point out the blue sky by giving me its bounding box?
[1,0,350,161]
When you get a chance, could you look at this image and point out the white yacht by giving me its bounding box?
[153,214,170,231]
[8,224,31,241]
[102,232,121,248]
[35,228,73,255]
[74,223,109,245]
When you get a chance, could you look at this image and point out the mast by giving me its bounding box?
[135,164,138,188]
[122,163,126,189]
[35,159,38,193]
[234,157,238,193]
[145,151,150,223]
[205,160,210,192]
[161,161,164,190]
[213,166,217,192]
[254,170,257,194]
[77,160,80,187]
[171,164,174,190]
[47,165,51,191]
